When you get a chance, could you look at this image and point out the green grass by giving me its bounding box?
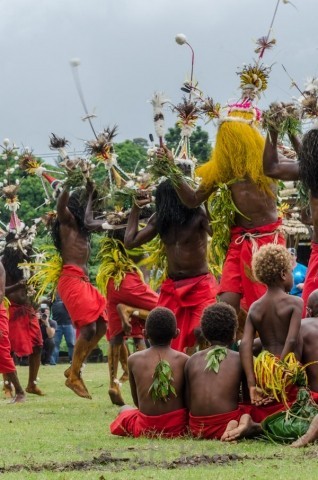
[1,364,318,479]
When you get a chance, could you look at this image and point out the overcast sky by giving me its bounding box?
[1,0,317,158]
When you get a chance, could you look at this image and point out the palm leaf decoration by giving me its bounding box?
[20,245,62,302]
[96,237,143,293]
[207,181,248,276]
[148,359,177,403]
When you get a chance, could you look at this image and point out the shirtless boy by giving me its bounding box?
[186,302,261,441]
[110,307,189,437]
[240,244,303,417]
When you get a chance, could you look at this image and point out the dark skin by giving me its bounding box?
[124,198,212,281]
[185,339,262,441]
[300,289,318,392]
[240,268,303,405]
[57,186,106,399]
[300,318,318,393]
[3,256,44,396]
[185,341,242,416]
[263,128,318,243]
[57,188,90,274]
[0,261,26,403]
[84,186,151,348]
[127,330,188,415]
[156,146,277,309]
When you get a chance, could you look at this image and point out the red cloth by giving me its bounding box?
[158,273,218,352]
[110,408,188,438]
[189,406,248,439]
[0,303,16,374]
[249,388,318,423]
[302,242,318,317]
[8,302,42,357]
[106,272,158,340]
[218,219,285,308]
[58,265,107,329]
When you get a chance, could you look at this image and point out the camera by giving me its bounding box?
[40,303,48,314]
[39,303,48,322]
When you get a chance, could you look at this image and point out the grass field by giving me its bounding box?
[1,363,318,480]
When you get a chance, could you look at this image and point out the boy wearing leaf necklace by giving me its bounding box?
[110,307,189,437]
[186,303,261,441]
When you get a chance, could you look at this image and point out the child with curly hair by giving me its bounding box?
[240,244,303,411]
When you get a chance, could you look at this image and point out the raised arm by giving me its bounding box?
[124,202,157,249]
[280,297,303,360]
[84,189,104,232]
[263,130,300,181]
[56,187,73,224]
[5,280,26,295]
[157,146,215,208]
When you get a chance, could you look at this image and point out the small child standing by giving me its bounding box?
[110,307,189,438]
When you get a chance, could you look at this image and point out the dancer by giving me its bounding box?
[84,187,158,405]
[53,186,107,399]
[0,260,25,403]
[124,179,217,352]
[263,127,318,314]
[3,232,44,396]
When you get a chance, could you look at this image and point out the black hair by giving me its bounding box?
[51,189,89,252]
[201,302,237,345]
[2,233,32,282]
[145,307,177,345]
[299,129,318,196]
[155,179,200,237]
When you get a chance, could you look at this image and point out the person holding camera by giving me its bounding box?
[37,304,57,366]
[50,294,75,365]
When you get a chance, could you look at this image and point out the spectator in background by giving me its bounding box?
[288,248,308,297]
[37,303,57,365]
[50,294,75,365]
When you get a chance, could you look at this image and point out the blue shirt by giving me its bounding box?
[290,262,307,296]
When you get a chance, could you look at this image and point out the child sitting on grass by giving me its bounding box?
[110,307,189,438]
[240,244,304,420]
[186,303,261,442]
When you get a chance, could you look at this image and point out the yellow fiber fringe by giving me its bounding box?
[96,237,143,293]
[21,246,63,302]
[196,112,273,196]
[138,235,167,292]
[254,351,309,407]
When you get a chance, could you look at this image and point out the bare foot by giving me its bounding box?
[26,385,45,396]
[119,372,129,383]
[65,378,92,399]
[9,393,26,404]
[3,384,14,399]
[220,420,239,441]
[64,366,71,378]
[109,387,125,406]
[221,414,261,442]
[291,415,318,448]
